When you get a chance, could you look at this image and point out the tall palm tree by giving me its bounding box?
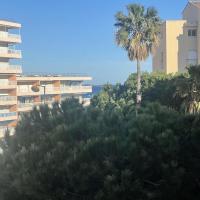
[114,4,161,114]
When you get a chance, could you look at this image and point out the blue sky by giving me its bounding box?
[1,0,188,84]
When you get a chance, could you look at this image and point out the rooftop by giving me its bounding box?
[0,20,21,28]
[188,0,200,8]
[17,73,92,81]
[19,73,90,77]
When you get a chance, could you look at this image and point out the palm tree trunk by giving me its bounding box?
[136,59,141,116]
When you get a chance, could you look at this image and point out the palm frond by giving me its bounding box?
[114,3,161,62]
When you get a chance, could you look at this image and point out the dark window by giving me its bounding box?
[192,29,197,36]
[188,30,192,36]
[188,29,197,36]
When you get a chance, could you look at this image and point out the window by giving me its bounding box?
[188,50,197,59]
[187,50,197,65]
[188,29,197,37]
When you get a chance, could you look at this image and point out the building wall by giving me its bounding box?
[178,22,198,72]
[153,20,185,73]
[166,20,186,73]
[0,21,21,133]
[182,3,199,22]
[153,22,167,72]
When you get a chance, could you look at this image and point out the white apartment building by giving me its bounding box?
[0,20,92,137]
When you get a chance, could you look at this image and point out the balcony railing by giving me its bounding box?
[0,112,17,118]
[18,103,34,108]
[0,32,21,42]
[0,96,17,101]
[8,49,21,55]
[8,33,21,39]
[60,86,92,93]
[18,101,55,111]
[0,126,15,137]
[18,87,61,95]
[0,81,17,86]
[0,48,22,58]
[61,86,92,90]
[45,87,61,93]
[0,65,21,71]
[9,65,21,70]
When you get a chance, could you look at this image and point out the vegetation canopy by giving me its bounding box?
[1,66,200,199]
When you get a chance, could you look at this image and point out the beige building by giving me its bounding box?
[153,0,200,73]
[0,20,92,137]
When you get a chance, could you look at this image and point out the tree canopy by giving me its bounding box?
[0,86,200,199]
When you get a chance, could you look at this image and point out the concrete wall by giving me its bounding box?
[153,20,185,73]
[153,22,167,72]
[183,3,199,23]
[166,20,186,73]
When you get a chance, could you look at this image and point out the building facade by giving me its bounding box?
[0,20,92,137]
[153,1,200,73]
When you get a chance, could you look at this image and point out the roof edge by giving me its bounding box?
[0,20,21,28]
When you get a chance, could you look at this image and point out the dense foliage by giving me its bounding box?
[1,66,200,200]
[92,66,200,113]
[91,72,180,111]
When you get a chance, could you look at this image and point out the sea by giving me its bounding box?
[84,85,103,98]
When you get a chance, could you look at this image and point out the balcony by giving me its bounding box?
[18,103,35,112]
[0,81,17,89]
[0,126,15,138]
[0,112,17,122]
[0,96,17,105]
[18,101,55,112]
[0,32,21,43]
[17,88,40,96]
[17,86,61,96]
[45,87,61,94]
[60,86,92,94]
[0,65,22,74]
[0,49,22,59]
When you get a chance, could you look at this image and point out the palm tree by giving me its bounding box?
[114,4,161,114]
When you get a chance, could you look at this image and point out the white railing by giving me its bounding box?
[0,112,17,118]
[0,81,17,86]
[8,33,21,39]
[61,86,92,90]
[18,103,34,108]
[18,101,55,108]
[45,87,60,92]
[8,49,21,55]
[17,88,33,93]
[0,96,17,101]
[0,65,21,71]
[18,87,61,94]
[9,65,22,70]
[0,31,21,40]
[0,126,15,137]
